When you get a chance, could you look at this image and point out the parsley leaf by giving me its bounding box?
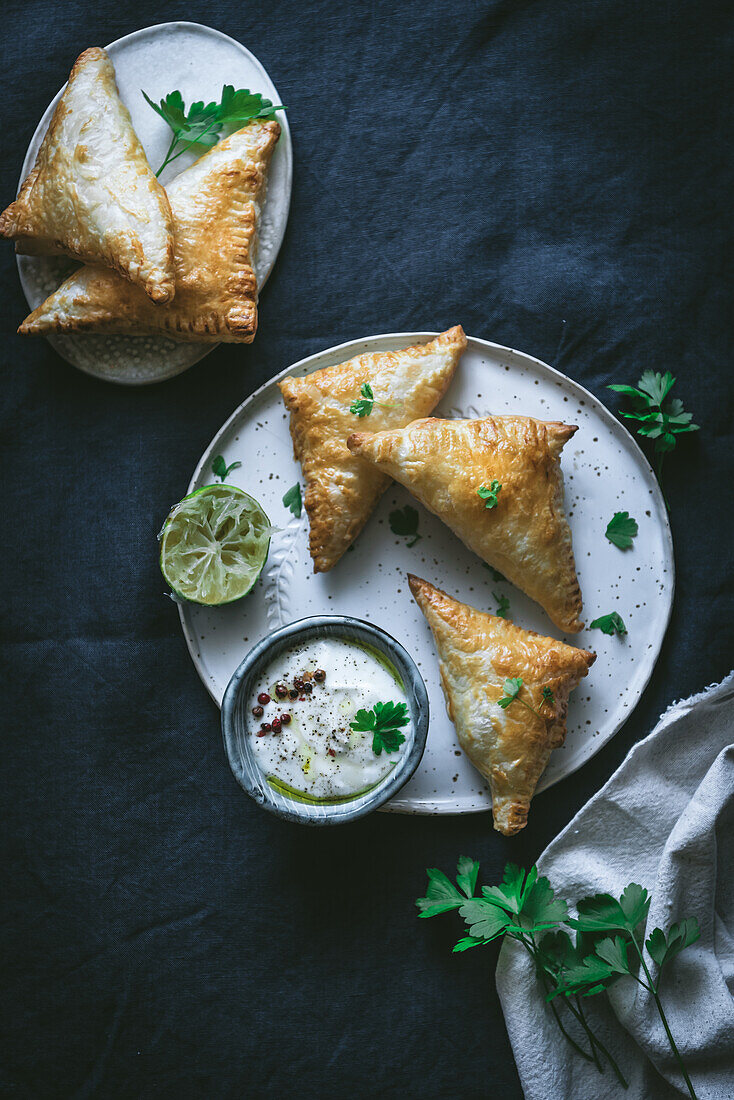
[458,898,512,942]
[143,85,285,176]
[350,382,374,417]
[590,612,627,636]
[389,505,421,547]
[456,855,480,899]
[493,591,510,619]
[497,677,522,708]
[521,875,569,928]
[349,381,402,418]
[497,673,548,726]
[211,455,241,482]
[497,677,545,719]
[416,857,480,918]
[567,885,650,935]
[605,511,638,549]
[646,919,700,968]
[608,372,699,508]
[282,483,302,518]
[416,869,465,917]
[453,936,486,952]
[483,563,505,582]
[477,480,502,509]
[542,686,555,706]
[349,700,409,755]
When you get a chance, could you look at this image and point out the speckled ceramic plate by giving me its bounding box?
[15,22,292,385]
[177,333,674,814]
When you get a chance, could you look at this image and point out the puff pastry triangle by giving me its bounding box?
[409,575,595,835]
[348,415,583,632]
[18,119,280,342]
[1,48,175,302]
[279,327,467,571]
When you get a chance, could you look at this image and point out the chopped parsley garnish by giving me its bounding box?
[590,612,627,636]
[477,480,502,509]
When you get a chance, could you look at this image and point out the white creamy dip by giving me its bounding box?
[248,636,410,801]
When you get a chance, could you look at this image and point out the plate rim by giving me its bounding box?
[178,331,675,813]
[15,20,293,386]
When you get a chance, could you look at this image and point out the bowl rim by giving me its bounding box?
[221,614,430,824]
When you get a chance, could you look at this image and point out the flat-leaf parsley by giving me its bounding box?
[605,511,638,550]
[349,700,409,755]
[477,480,502,509]
[608,371,699,508]
[349,382,402,418]
[417,860,701,1098]
[211,455,242,481]
[142,85,285,176]
[389,505,421,547]
[282,483,302,518]
[590,612,627,636]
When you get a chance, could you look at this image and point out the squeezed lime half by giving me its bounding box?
[160,484,271,605]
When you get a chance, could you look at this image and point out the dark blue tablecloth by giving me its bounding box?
[2,2,732,1097]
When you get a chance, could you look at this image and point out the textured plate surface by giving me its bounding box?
[178,334,674,814]
[16,21,292,385]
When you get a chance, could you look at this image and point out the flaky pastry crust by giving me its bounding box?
[409,575,595,835]
[348,415,583,632]
[278,326,467,571]
[0,48,175,302]
[18,120,280,342]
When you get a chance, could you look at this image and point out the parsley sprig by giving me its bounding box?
[349,382,403,418]
[417,860,701,1097]
[142,85,285,176]
[350,701,409,755]
[608,372,699,509]
[211,455,241,482]
[497,677,550,719]
[477,480,502,509]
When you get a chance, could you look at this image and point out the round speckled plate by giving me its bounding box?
[177,333,674,814]
[15,22,292,385]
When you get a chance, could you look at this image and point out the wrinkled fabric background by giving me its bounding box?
[1,2,732,1098]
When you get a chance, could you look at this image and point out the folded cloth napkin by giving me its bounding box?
[496,673,734,1099]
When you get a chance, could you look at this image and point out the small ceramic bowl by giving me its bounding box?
[221,615,429,824]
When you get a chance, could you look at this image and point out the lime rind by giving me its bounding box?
[160,484,271,606]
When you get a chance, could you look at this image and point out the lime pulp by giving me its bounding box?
[160,484,271,605]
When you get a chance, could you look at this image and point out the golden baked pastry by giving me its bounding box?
[18,119,280,342]
[409,575,595,835]
[0,48,175,303]
[279,327,467,572]
[348,415,583,632]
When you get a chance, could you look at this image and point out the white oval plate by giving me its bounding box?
[178,334,674,814]
[15,22,292,385]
